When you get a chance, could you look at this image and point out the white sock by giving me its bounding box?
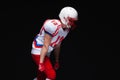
[33,77,37,80]
[34,77,51,80]
[46,78,51,80]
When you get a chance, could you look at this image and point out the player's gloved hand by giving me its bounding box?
[54,62,60,70]
[38,63,45,71]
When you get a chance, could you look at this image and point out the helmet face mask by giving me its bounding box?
[59,6,78,29]
[67,17,78,28]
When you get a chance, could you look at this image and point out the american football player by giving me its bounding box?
[31,6,78,80]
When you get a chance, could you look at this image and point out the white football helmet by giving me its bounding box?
[59,6,78,28]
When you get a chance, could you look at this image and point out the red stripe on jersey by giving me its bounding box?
[60,36,64,42]
[50,36,60,47]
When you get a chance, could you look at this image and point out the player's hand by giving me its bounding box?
[54,62,60,70]
[38,63,45,71]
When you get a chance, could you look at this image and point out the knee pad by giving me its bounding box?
[46,70,56,80]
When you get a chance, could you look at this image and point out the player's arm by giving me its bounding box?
[39,33,52,71]
[53,43,61,70]
[39,20,59,71]
[40,20,54,63]
[54,43,61,63]
[40,33,52,63]
[39,20,55,71]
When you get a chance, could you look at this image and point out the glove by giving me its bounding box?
[54,62,60,70]
[38,63,45,71]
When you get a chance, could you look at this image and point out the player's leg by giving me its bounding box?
[44,56,56,80]
[32,54,46,80]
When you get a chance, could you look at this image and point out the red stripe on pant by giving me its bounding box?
[32,54,56,80]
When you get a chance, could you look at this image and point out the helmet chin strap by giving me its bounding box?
[66,25,71,28]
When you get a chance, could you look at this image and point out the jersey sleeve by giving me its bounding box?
[43,20,58,37]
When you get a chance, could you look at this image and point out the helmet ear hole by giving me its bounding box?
[63,17,66,21]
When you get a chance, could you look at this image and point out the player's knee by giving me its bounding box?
[47,73,56,80]
[47,70,56,80]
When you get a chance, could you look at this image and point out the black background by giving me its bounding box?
[3,0,117,80]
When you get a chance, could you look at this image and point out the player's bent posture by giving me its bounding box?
[31,6,78,80]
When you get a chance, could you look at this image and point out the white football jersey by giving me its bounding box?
[31,19,70,56]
